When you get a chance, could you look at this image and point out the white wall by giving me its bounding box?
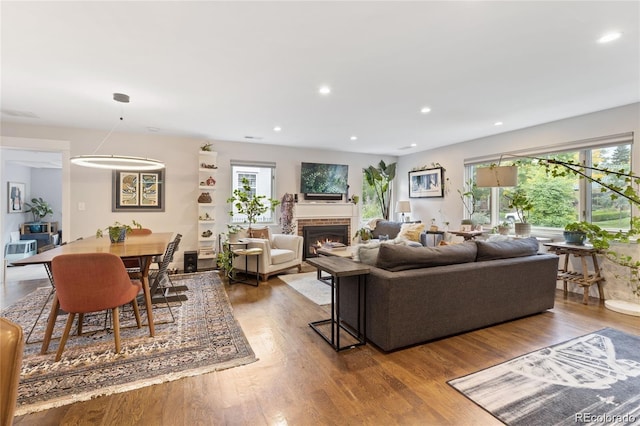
[0,122,396,267]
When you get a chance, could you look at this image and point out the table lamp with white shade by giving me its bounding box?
[396,201,411,222]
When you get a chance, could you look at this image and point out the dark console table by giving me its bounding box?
[306,256,369,351]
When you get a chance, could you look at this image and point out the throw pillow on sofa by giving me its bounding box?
[475,237,539,261]
[376,241,478,272]
[397,222,426,243]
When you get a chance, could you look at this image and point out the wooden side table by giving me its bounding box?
[306,256,370,351]
[543,242,605,305]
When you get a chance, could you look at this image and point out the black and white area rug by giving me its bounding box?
[449,328,640,425]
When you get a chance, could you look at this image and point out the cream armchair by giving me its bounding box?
[232,233,303,282]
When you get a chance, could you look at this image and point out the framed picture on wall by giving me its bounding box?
[112,169,165,212]
[409,167,444,198]
[7,182,26,213]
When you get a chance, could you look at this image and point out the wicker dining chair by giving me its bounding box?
[50,253,143,362]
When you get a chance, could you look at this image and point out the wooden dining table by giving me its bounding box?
[12,232,173,353]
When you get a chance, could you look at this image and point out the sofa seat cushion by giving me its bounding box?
[270,248,296,265]
[376,241,478,271]
[475,237,539,261]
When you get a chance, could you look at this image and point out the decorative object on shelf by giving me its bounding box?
[409,167,444,199]
[112,169,165,212]
[201,230,213,238]
[227,177,280,233]
[24,197,54,232]
[280,193,296,234]
[96,220,142,243]
[206,176,216,186]
[198,192,212,203]
[199,212,213,221]
[71,93,164,171]
[7,181,25,213]
[200,142,213,152]
[351,194,359,204]
[200,163,218,169]
[364,160,396,220]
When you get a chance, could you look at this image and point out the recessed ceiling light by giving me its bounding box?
[350,136,358,141]
[410,143,417,147]
[494,121,503,126]
[318,85,331,95]
[273,126,282,132]
[420,107,431,114]
[598,32,622,43]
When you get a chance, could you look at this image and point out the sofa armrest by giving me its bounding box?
[272,234,303,257]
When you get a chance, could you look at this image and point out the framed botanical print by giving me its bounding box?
[409,167,444,198]
[112,169,165,212]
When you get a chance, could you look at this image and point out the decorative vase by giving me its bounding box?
[29,223,43,233]
[563,230,586,245]
[498,226,510,235]
[228,232,239,243]
[198,192,212,203]
[514,223,531,237]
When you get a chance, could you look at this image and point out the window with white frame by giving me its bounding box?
[465,133,633,232]
[230,161,277,225]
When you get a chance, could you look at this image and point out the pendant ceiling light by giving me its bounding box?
[70,93,165,171]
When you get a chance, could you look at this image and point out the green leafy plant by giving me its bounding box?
[504,188,533,223]
[457,179,479,221]
[353,227,373,242]
[24,197,53,222]
[363,160,396,220]
[227,177,280,232]
[96,220,142,242]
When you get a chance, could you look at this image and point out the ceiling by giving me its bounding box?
[1,1,639,156]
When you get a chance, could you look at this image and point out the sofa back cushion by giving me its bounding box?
[371,220,403,239]
[475,237,539,261]
[375,241,478,272]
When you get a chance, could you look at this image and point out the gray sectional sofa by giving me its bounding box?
[339,237,559,352]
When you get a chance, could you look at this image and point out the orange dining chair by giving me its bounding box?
[0,317,24,426]
[50,253,143,362]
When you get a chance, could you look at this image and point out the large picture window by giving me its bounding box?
[230,161,276,224]
[466,136,632,232]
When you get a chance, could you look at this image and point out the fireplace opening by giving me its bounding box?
[303,225,349,259]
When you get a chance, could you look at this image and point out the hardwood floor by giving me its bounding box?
[6,268,640,426]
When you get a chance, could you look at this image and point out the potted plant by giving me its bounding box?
[363,160,396,220]
[504,188,533,236]
[458,179,480,228]
[227,224,243,243]
[227,177,280,233]
[353,227,373,243]
[563,221,610,248]
[497,221,511,235]
[24,197,54,232]
[96,220,142,243]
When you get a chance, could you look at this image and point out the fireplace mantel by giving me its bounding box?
[293,202,357,219]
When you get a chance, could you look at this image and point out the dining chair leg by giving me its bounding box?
[131,299,142,328]
[112,307,121,354]
[55,313,76,362]
[77,313,84,336]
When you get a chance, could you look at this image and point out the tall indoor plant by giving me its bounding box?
[227,177,280,233]
[363,160,396,220]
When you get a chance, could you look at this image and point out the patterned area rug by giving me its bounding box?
[449,328,640,425]
[279,272,331,305]
[1,271,256,416]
